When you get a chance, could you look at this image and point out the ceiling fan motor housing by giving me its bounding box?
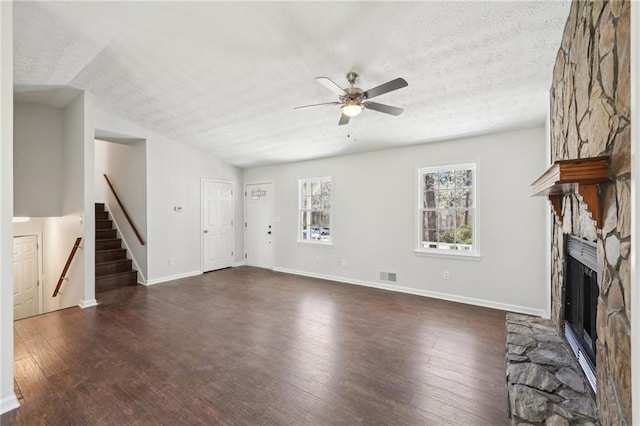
[341,90,364,102]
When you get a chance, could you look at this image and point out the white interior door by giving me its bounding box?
[203,180,234,272]
[245,183,273,269]
[14,235,39,320]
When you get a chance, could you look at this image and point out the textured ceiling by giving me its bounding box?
[13,1,570,168]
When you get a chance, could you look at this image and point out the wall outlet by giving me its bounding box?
[168,257,174,266]
[443,271,450,280]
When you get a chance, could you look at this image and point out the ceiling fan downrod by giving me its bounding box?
[346,71,359,89]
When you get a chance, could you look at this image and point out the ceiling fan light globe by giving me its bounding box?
[342,103,362,117]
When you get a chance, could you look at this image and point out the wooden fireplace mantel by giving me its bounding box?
[530,156,610,228]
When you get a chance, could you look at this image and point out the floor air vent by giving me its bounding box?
[379,271,397,283]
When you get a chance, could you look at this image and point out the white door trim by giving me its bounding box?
[13,233,43,317]
[201,178,235,273]
[244,180,275,269]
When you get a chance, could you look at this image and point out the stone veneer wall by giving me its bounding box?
[549,1,630,424]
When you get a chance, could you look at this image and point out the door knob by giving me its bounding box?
[204,230,209,233]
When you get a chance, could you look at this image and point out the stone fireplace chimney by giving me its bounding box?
[548,1,630,424]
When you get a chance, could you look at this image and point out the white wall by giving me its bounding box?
[244,127,548,315]
[94,138,148,279]
[13,218,44,237]
[81,94,96,308]
[13,103,63,217]
[63,95,85,216]
[12,97,91,311]
[12,98,91,310]
[0,0,19,415]
[85,93,243,284]
[42,215,85,310]
[61,94,92,308]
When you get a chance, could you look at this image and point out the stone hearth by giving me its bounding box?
[506,313,598,425]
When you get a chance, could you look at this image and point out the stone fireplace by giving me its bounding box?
[548,0,631,424]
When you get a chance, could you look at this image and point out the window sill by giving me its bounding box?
[297,240,334,248]
[414,250,482,261]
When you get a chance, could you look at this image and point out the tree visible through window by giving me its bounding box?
[299,177,331,243]
[418,164,476,254]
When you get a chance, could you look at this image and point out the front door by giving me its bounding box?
[14,235,39,320]
[245,182,273,269]
[202,180,234,272]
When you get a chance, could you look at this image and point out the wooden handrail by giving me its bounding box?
[103,174,146,245]
[52,237,82,297]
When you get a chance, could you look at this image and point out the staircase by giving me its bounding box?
[95,203,138,292]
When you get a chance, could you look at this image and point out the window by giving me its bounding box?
[417,164,477,256]
[299,177,331,243]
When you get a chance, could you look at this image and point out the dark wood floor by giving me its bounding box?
[2,267,508,425]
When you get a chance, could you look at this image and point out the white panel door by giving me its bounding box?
[246,183,273,269]
[14,235,39,320]
[203,180,234,272]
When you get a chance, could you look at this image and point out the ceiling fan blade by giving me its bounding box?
[364,102,404,116]
[294,101,341,110]
[338,113,350,126]
[315,77,347,96]
[363,78,408,99]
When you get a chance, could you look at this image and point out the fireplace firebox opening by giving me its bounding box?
[563,235,598,393]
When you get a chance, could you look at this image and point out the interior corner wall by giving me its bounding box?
[545,99,553,319]
[94,140,107,202]
[84,93,243,284]
[82,97,95,305]
[0,0,19,415]
[62,94,85,217]
[13,103,63,217]
[243,127,548,315]
[94,138,148,279]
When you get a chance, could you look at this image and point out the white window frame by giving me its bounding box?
[298,176,333,245]
[415,163,480,258]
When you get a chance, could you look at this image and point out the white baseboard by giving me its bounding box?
[78,299,98,309]
[273,267,546,317]
[232,261,246,267]
[0,393,20,414]
[144,270,201,286]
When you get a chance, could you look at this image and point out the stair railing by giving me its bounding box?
[103,174,146,245]
[52,237,82,297]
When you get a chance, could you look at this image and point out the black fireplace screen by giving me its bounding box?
[564,237,598,366]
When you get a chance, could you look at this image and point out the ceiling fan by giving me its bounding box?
[295,72,408,125]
